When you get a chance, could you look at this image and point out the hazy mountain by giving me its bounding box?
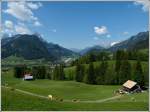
[1,34,78,61]
[80,45,105,55]
[70,48,81,53]
[108,31,149,52]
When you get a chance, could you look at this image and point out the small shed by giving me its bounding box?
[122,80,141,93]
[23,74,33,80]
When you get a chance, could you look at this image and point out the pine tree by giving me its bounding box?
[75,62,81,82]
[53,65,65,80]
[133,60,144,86]
[115,50,122,83]
[119,60,131,84]
[59,64,65,80]
[75,63,85,82]
[96,61,108,84]
[14,65,26,78]
[32,66,46,79]
[84,62,95,84]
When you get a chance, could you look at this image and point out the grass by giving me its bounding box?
[2,87,148,111]
[1,56,51,67]
[1,70,149,111]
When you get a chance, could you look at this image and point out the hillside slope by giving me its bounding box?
[108,31,149,52]
[2,34,78,61]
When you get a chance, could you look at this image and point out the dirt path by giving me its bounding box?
[2,86,49,99]
[2,85,122,103]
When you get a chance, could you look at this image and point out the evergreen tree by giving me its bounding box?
[84,62,95,84]
[133,60,144,86]
[75,63,85,82]
[32,66,46,79]
[14,65,26,78]
[119,60,131,84]
[59,64,65,80]
[96,61,108,84]
[53,64,65,80]
[89,53,96,62]
[115,50,122,83]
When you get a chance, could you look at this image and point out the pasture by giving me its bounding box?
[1,70,149,111]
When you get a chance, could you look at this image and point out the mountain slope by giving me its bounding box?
[1,34,78,61]
[80,45,105,55]
[108,31,149,52]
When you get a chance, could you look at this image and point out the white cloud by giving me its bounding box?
[4,20,13,29]
[27,2,42,10]
[93,37,99,40]
[94,26,108,35]
[106,34,111,38]
[15,23,32,34]
[34,21,42,26]
[110,41,119,46]
[3,2,42,26]
[3,29,14,37]
[4,2,35,21]
[123,31,129,35]
[134,0,149,12]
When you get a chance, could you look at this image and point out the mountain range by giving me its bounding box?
[108,31,149,52]
[78,31,149,55]
[2,34,78,61]
[1,31,149,61]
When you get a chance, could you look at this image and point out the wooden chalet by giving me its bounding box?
[122,80,141,93]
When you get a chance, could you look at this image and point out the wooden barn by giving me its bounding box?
[122,80,141,93]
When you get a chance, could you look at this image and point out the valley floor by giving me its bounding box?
[1,70,149,111]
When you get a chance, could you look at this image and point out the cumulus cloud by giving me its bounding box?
[110,41,119,46]
[94,26,108,35]
[34,21,42,26]
[4,2,35,21]
[3,2,42,26]
[2,20,14,36]
[27,2,42,10]
[134,0,149,12]
[4,20,13,29]
[15,23,32,34]
[3,21,32,36]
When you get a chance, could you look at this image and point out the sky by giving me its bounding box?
[1,1,149,49]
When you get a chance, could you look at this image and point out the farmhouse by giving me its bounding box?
[23,74,33,80]
[122,80,141,93]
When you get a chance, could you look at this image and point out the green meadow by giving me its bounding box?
[2,69,149,111]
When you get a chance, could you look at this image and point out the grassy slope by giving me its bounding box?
[1,70,149,111]
[2,56,51,67]
[2,87,148,111]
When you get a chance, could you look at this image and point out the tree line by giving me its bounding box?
[74,50,148,86]
[71,50,148,66]
[14,64,65,80]
[13,50,148,86]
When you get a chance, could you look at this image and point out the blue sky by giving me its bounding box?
[2,1,149,49]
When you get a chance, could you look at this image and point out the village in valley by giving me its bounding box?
[1,1,149,111]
